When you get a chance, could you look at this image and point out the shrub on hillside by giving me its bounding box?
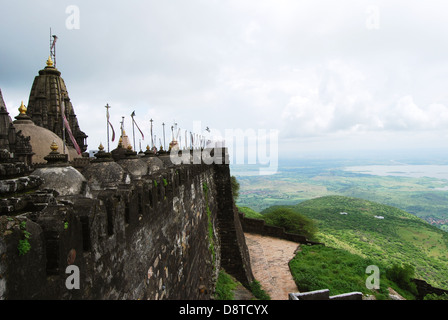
[386,264,418,296]
[238,206,264,219]
[231,176,240,201]
[262,207,317,240]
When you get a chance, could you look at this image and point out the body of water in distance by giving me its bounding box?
[343,164,448,181]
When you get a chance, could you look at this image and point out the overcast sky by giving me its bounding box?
[1,0,448,163]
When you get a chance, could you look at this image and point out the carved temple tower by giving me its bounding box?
[25,56,88,154]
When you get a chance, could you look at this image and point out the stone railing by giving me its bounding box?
[289,289,363,300]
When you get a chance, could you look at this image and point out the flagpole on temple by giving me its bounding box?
[105,104,111,152]
[150,118,154,150]
[131,111,136,151]
[62,98,66,154]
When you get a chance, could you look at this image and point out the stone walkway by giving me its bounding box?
[244,233,300,300]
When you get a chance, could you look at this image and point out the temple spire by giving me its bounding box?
[25,53,88,154]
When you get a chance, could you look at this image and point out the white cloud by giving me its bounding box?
[2,0,448,157]
[385,96,448,131]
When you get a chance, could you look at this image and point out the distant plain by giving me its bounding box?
[232,158,448,232]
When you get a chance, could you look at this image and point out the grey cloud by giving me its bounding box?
[2,0,448,156]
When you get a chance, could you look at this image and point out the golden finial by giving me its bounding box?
[50,140,59,152]
[146,145,150,151]
[18,101,27,115]
[127,145,133,151]
[46,56,54,67]
[118,137,123,147]
[98,143,104,151]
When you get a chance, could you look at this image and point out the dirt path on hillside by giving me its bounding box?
[244,233,300,300]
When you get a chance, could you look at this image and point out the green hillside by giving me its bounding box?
[262,195,448,290]
[233,162,448,232]
[289,243,414,299]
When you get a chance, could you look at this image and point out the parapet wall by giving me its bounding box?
[238,212,323,246]
[0,149,253,299]
[412,278,448,299]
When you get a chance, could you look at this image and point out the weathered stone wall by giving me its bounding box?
[214,165,254,287]
[0,150,252,300]
[412,278,448,300]
[238,212,323,246]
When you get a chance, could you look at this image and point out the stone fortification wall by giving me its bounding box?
[412,278,448,300]
[238,212,323,246]
[214,165,254,287]
[0,149,253,300]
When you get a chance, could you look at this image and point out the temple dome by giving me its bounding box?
[117,146,148,180]
[82,145,128,190]
[32,165,87,196]
[83,161,127,190]
[13,104,81,164]
[142,146,165,173]
[31,140,88,196]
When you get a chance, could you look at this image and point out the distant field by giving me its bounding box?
[232,160,448,232]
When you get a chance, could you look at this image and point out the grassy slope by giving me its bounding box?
[262,195,448,290]
[289,244,411,299]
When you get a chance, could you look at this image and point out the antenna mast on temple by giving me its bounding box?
[50,28,58,67]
